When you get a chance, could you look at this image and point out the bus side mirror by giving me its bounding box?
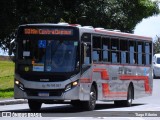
[9,39,15,56]
[9,39,16,62]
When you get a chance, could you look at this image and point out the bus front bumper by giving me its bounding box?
[14,84,81,101]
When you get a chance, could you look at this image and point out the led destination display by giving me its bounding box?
[24,28,73,35]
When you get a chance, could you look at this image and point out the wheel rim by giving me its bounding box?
[90,91,96,106]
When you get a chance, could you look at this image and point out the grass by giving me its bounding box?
[0,60,14,98]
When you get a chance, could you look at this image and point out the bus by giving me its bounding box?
[12,23,153,111]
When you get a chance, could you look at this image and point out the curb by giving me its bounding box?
[0,99,28,106]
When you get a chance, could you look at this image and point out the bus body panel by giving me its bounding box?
[91,64,152,101]
[13,23,153,108]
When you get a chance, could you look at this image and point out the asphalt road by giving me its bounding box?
[0,79,160,120]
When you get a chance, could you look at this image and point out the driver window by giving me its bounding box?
[83,44,91,65]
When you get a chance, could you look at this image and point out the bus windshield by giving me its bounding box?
[18,39,79,73]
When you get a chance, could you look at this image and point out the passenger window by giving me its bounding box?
[93,36,101,49]
[145,42,150,65]
[138,42,143,65]
[112,52,119,63]
[84,44,91,65]
[93,36,102,62]
[102,37,110,62]
[93,50,101,62]
[120,40,128,64]
[121,51,127,64]
[111,38,119,63]
[129,41,137,64]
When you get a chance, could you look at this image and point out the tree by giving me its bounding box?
[61,0,159,32]
[0,0,159,54]
[153,36,160,54]
[0,0,17,51]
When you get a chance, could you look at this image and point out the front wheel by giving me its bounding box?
[28,100,42,111]
[82,86,97,111]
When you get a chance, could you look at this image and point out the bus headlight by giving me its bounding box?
[15,80,24,91]
[65,80,79,92]
[15,80,19,85]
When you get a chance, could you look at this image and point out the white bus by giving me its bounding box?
[13,23,153,111]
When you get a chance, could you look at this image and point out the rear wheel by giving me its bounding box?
[114,85,133,107]
[124,85,133,107]
[28,100,42,111]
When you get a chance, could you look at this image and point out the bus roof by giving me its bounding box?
[93,29,152,41]
[78,26,152,41]
[19,23,152,41]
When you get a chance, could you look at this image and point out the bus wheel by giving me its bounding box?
[28,100,42,111]
[123,85,133,107]
[82,86,97,111]
[114,86,133,107]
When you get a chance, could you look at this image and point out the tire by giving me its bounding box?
[28,100,42,111]
[82,86,97,111]
[123,85,133,107]
[114,85,133,107]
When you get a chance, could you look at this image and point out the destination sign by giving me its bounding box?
[24,28,73,35]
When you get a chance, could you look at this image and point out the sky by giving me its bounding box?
[134,14,160,40]
[0,1,160,56]
[134,1,160,40]
[134,10,160,39]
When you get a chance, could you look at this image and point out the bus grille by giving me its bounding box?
[25,88,64,97]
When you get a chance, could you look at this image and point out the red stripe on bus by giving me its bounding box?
[93,68,109,80]
[119,75,152,94]
[102,83,127,97]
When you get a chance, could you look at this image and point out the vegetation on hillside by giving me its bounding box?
[0,61,14,98]
[154,36,160,54]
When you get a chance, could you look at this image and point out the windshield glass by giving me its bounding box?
[18,39,79,72]
[157,58,160,64]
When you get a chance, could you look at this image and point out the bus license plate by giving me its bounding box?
[38,92,49,97]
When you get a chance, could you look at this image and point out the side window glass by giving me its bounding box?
[145,42,150,65]
[129,41,137,64]
[93,36,101,62]
[138,42,143,65]
[102,37,110,62]
[120,40,128,64]
[111,38,119,63]
[83,44,91,65]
